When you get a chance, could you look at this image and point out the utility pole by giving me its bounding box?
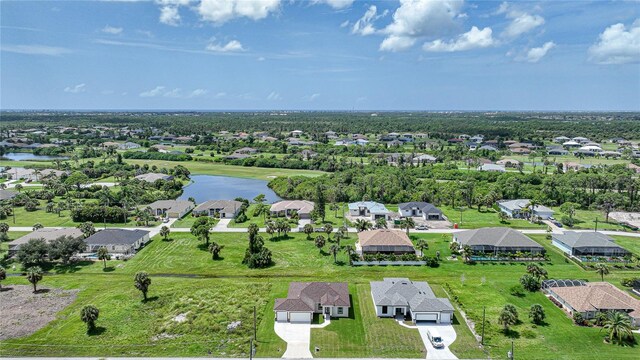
[253,305,257,341]
[249,339,253,360]
[594,217,598,232]
[481,306,485,345]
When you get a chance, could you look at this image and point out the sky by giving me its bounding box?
[1,0,639,111]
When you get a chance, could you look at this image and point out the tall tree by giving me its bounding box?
[26,266,43,293]
[134,271,152,301]
[602,311,633,345]
[595,263,610,281]
[529,304,546,325]
[77,222,96,239]
[329,244,340,263]
[80,305,100,333]
[97,246,110,269]
[159,226,170,241]
[315,235,326,253]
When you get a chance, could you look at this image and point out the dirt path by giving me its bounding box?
[0,285,78,340]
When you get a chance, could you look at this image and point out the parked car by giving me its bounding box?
[415,225,429,230]
[427,329,444,349]
[163,218,170,223]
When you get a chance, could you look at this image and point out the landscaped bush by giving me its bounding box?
[71,204,128,223]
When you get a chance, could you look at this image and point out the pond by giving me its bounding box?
[179,175,282,204]
[2,152,69,161]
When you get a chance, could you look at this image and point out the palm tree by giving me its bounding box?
[329,244,340,263]
[594,263,610,281]
[80,305,100,332]
[498,308,517,332]
[529,304,546,324]
[449,241,459,254]
[333,231,344,247]
[462,245,473,262]
[343,245,355,265]
[209,242,224,260]
[266,221,276,239]
[601,311,633,344]
[159,226,170,240]
[97,246,110,269]
[526,264,548,280]
[330,203,340,218]
[26,266,43,293]
[416,239,429,257]
[315,235,326,253]
[401,217,415,235]
[134,271,152,301]
[354,219,371,232]
[302,223,314,239]
[375,217,387,229]
[324,223,333,240]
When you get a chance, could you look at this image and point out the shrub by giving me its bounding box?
[509,284,525,297]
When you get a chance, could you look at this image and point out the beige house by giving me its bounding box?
[274,282,350,323]
[356,229,415,255]
[147,200,194,219]
[270,200,315,219]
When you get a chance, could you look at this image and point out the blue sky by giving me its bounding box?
[1,0,639,111]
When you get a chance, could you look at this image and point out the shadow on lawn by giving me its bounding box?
[88,326,107,336]
[52,261,95,274]
[142,295,159,303]
[102,266,116,272]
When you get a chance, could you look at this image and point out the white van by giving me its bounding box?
[427,329,444,349]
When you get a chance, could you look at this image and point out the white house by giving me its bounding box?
[397,202,444,220]
[370,278,454,323]
[497,199,555,220]
[348,201,392,220]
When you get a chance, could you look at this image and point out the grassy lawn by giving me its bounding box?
[8,204,158,228]
[1,230,639,359]
[552,207,627,231]
[171,215,218,229]
[440,206,545,229]
[611,235,640,256]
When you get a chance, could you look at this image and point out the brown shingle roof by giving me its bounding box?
[551,282,640,317]
[274,282,350,312]
[357,229,413,247]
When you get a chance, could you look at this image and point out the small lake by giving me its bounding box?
[179,175,282,204]
[2,152,69,161]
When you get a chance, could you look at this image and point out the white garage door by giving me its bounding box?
[289,312,312,323]
[440,312,452,323]
[276,312,288,322]
[415,313,439,322]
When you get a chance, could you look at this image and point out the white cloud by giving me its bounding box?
[140,86,166,97]
[352,5,388,36]
[498,3,544,39]
[213,92,227,98]
[423,26,495,52]
[164,88,183,98]
[102,25,123,35]
[1,44,72,56]
[304,93,321,101]
[267,91,282,100]
[523,41,555,62]
[379,0,464,52]
[64,83,86,93]
[160,6,181,26]
[257,56,265,61]
[312,0,354,10]
[340,20,350,28]
[197,0,280,25]
[206,39,245,52]
[188,89,208,97]
[589,19,640,64]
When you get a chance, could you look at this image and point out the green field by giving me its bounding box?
[440,206,545,229]
[1,229,639,358]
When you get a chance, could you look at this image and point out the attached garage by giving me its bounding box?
[276,311,288,322]
[414,312,439,322]
[440,312,452,323]
[289,312,312,323]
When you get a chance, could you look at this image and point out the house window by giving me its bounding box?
[337,307,344,315]
[382,306,388,314]
[317,303,322,311]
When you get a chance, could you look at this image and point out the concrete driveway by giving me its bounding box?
[416,323,458,360]
[273,321,313,358]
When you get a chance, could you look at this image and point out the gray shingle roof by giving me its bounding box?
[147,200,193,214]
[498,199,554,213]
[552,231,624,249]
[454,227,543,249]
[370,278,453,313]
[84,229,149,246]
[397,202,442,214]
[193,200,242,214]
[0,190,18,201]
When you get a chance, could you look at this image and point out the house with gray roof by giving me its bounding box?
[370,278,454,323]
[478,164,505,172]
[453,227,544,255]
[84,229,150,255]
[135,173,173,183]
[552,231,630,257]
[0,189,18,201]
[8,228,84,255]
[348,201,392,220]
[398,202,444,220]
[498,199,555,220]
[192,200,243,219]
[147,199,194,219]
[274,282,350,323]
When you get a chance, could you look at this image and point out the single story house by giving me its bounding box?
[119,142,141,150]
[453,227,544,255]
[371,278,454,323]
[135,173,174,183]
[270,200,315,219]
[496,159,521,168]
[412,154,437,164]
[497,199,555,220]
[84,229,150,255]
[478,164,506,172]
[147,200,194,219]
[552,231,630,257]
[192,200,243,218]
[348,201,392,220]
[357,229,415,255]
[0,189,18,201]
[274,282,350,323]
[398,202,444,220]
[7,228,84,255]
[546,281,640,328]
